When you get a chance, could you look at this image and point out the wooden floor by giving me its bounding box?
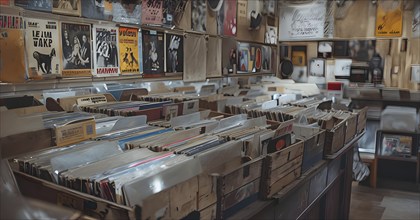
[349,182,420,220]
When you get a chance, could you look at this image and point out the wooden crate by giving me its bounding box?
[354,107,368,134]
[324,120,346,155]
[344,114,358,144]
[199,203,217,220]
[216,158,263,219]
[301,130,326,174]
[260,140,304,199]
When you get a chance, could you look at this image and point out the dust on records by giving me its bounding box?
[60,22,92,77]
[113,0,141,25]
[142,30,164,77]
[82,0,113,20]
[15,0,52,12]
[52,0,81,16]
[25,18,60,79]
[92,25,119,77]
[191,0,206,32]
[118,26,140,75]
[165,33,183,74]
[142,0,163,25]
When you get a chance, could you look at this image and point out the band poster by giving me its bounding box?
[375,0,403,37]
[118,26,140,75]
[60,22,92,77]
[25,18,61,79]
[92,25,120,77]
[142,0,163,25]
[142,30,164,77]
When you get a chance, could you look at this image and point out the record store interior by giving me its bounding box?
[1,0,420,219]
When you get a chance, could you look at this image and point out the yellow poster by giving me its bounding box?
[118,27,140,75]
[375,0,403,37]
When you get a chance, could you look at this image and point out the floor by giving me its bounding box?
[349,182,420,220]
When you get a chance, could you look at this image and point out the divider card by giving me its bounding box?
[25,18,61,79]
[165,33,183,75]
[142,30,164,77]
[118,27,140,75]
[92,25,120,77]
[60,22,92,77]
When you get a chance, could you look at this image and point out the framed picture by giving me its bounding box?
[376,131,418,157]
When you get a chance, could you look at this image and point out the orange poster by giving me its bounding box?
[375,0,403,37]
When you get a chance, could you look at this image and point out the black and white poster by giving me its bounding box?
[222,38,237,74]
[60,22,92,77]
[82,0,113,20]
[92,25,119,77]
[265,25,277,44]
[262,46,271,72]
[52,0,81,16]
[15,0,52,12]
[142,30,164,77]
[191,0,206,32]
[25,18,60,79]
[112,0,141,25]
[163,0,186,27]
[247,0,263,30]
[165,33,183,74]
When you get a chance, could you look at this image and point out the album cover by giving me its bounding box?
[237,43,262,73]
[112,0,141,25]
[119,27,140,75]
[247,0,263,30]
[163,0,186,27]
[348,40,376,62]
[265,26,277,44]
[165,33,183,74]
[52,0,81,16]
[82,0,113,20]
[15,0,52,12]
[191,0,206,32]
[375,0,402,37]
[92,25,119,77]
[262,0,276,17]
[142,30,164,76]
[25,18,61,79]
[262,46,271,72]
[222,38,237,74]
[142,0,163,25]
[0,15,26,83]
[60,22,92,77]
[266,133,291,154]
[217,0,237,36]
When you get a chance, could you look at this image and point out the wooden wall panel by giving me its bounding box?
[335,1,376,38]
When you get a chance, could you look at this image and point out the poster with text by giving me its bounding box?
[191,0,206,32]
[15,0,52,12]
[25,18,60,79]
[413,2,420,38]
[142,30,164,77]
[112,0,141,24]
[217,0,237,36]
[82,0,113,20]
[52,0,81,16]
[165,33,183,75]
[278,0,327,40]
[375,0,402,37]
[142,0,163,25]
[92,25,119,77]
[60,22,92,77]
[119,27,140,75]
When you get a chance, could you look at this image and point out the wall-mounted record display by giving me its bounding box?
[82,0,113,20]
[237,42,262,73]
[118,27,140,75]
[60,22,92,77]
[92,25,120,77]
[142,0,163,25]
[191,0,207,32]
[112,0,142,25]
[15,0,52,12]
[52,0,81,16]
[25,18,61,79]
[165,33,183,75]
[142,30,164,77]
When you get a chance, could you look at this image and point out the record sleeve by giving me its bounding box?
[237,43,262,73]
[14,0,52,12]
[142,30,164,77]
[262,45,271,72]
[52,0,81,16]
[165,33,183,75]
[163,0,186,27]
[217,0,237,36]
[118,26,140,75]
[92,25,120,77]
[375,0,403,37]
[264,26,277,44]
[141,0,163,25]
[81,0,113,20]
[25,18,61,79]
[191,0,206,32]
[0,14,26,83]
[222,38,237,74]
[60,22,92,77]
[247,0,263,30]
[183,34,206,82]
[112,0,141,25]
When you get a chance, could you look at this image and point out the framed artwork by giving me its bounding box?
[376,131,418,157]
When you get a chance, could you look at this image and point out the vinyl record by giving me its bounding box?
[266,133,291,154]
[280,59,294,78]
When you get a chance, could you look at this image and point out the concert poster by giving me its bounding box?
[165,33,183,74]
[92,25,120,77]
[142,0,163,25]
[142,30,164,77]
[119,26,140,75]
[60,22,92,77]
[25,18,61,79]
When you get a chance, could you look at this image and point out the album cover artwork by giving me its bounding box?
[15,0,52,12]
[142,30,164,76]
[191,0,206,32]
[25,18,60,79]
[163,0,186,27]
[247,0,263,30]
[142,0,163,25]
[82,0,113,20]
[92,25,119,77]
[60,22,92,77]
[217,0,237,36]
[222,38,237,74]
[112,0,141,25]
[265,26,277,44]
[262,46,271,72]
[52,0,81,16]
[375,0,402,37]
[165,33,183,74]
[237,43,262,73]
[118,27,140,75]
[266,133,291,154]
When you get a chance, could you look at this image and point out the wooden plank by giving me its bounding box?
[268,167,302,198]
[1,129,53,159]
[221,159,263,195]
[169,177,198,219]
[141,190,170,220]
[270,141,304,171]
[199,203,217,220]
[270,156,303,185]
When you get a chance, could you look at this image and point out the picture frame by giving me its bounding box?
[376,130,418,158]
